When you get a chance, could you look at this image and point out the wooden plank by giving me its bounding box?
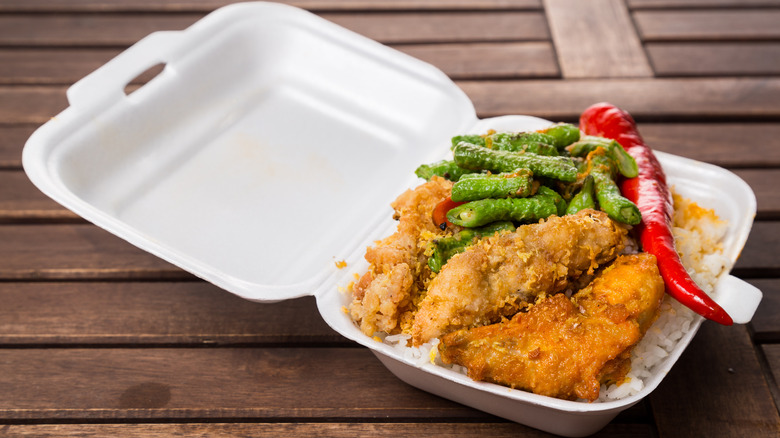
[0,86,68,124]
[636,123,780,168]
[458,77,780,120]
[0,347,490,420]
[0,171,81,223]
[634,9,780,42]
[10,78,780,126]
[733,221,780,277]
[748,279,780,342]
[647,42,780,77]
[733,169,780,220]
[0,283,343,345]
[0,48,124,86]
[761,344,780,426]
[0,0,544,13]
[0,12,549,47]
[0,125,37,169]
[0,44,558,86]
[544,0,652,78]
[0,224,189,280]
[395,42,559,79]
[629,0,780,9]
[0,423,655,438]
[0,14,201,47]
[650,323,780,437]
[328,11,550,44]
[0,346,666,428]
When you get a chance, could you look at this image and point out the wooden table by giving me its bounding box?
[1,0,779,436]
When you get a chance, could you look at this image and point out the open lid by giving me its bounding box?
[22,2,477,302]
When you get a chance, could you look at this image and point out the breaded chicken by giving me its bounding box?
[349,177,452,336]
[438,253,665,401]
[411,209,627,345]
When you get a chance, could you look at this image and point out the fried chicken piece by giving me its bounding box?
[438,253,665,401]
[349,177,452,336]
[411,209,627,345]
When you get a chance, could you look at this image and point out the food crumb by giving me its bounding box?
[335,260,347,269]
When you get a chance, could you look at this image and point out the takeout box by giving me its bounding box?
[22,2,762,436]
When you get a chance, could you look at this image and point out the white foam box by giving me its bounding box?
[23,3,761,436]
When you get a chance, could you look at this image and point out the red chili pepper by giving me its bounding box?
[432,196,466,230]
[579,102,733,325]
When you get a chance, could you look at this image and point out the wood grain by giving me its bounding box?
[0,43,559,86]
[0,225,189,280]
[0,423,654,438]
[0,0,544,13]
[748,279,780,342]
[634,9,780,42]
[0,347,488,420]
[0,125,38,169]
[0,283,341,345]
[0,12,549,47]
[545,0,652,78]
[650,323,780,438]
[0,171,81,223]
[636,123,780,168]
[733,221,780,277]
[458,77,780,120]
[396,42,560,79]
[629,0,780,8]
[647,42,780,77]
[733,169,780,220]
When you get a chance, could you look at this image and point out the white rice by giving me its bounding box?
[381,192,730,402]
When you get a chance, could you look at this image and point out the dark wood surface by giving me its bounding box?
[1,1,778,437]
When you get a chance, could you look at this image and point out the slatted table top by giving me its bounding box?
[1,1,779,437]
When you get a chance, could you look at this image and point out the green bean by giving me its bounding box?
[566,175,596,215]
[589,154,641,225]
[415,159,476,181]
[452,141,579,182]
[489,132,559,156]
[446,192,559,228]
[568,136,638,178]
[538,123,581,149]
[536,185,567,216]
[450,171,533,202]
[428,221,515,272]
[451,134,485,148]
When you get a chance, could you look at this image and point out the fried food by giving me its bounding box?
[411,209,627,345]
[349,176,452,336]
[438,253,665,401]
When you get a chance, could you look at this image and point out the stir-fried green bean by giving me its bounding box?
[489,132,559,156]
[566,175,596,215]
[427,221,515,272]
[536,185,567,216]
[452,142,579,182]
[589,154,641,225]
[451,134,485,148]
[450,171,534,202]
[415,159,476,181]
[538,123,581,149]
[446,192,559,228]
[568,136,638,178]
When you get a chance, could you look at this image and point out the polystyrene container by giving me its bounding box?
[22,3,762,436]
